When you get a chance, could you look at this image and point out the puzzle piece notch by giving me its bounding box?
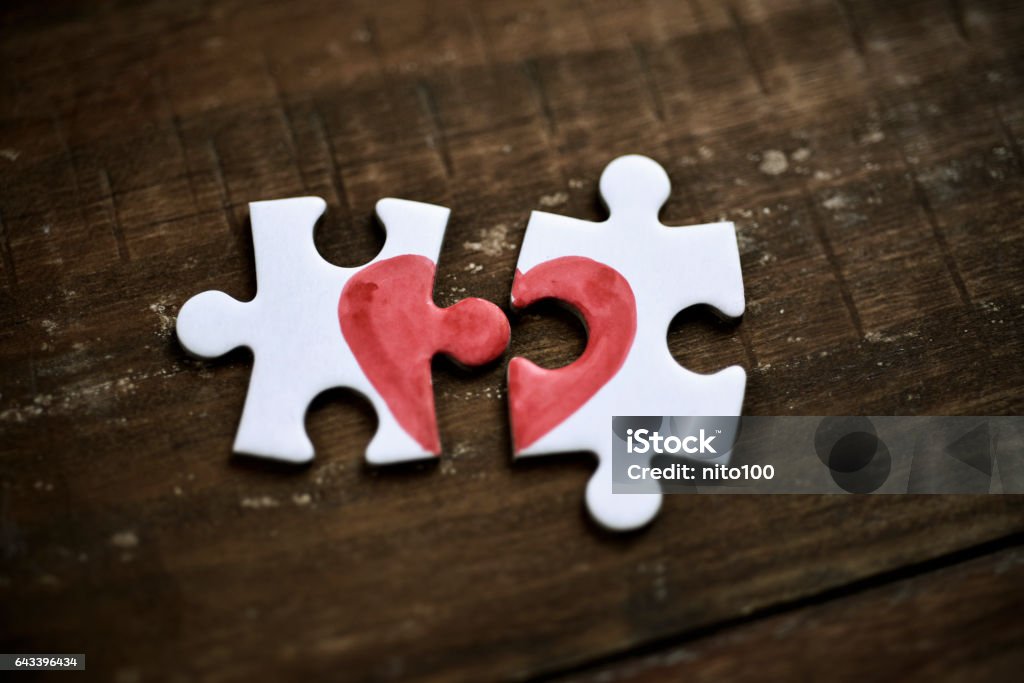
[509,155,747,531]
[178,196,509,465]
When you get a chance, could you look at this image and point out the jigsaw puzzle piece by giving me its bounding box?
[508,155,746,531]
[178,196,509,465]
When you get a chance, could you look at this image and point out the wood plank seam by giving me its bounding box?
[535,531,1024,682]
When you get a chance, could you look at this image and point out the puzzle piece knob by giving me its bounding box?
[599,154,671,218]
[177,290,251,358]
[437,298,510,367]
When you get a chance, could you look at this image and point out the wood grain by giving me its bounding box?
[556,542,1024,682]
[1,1,1022,681]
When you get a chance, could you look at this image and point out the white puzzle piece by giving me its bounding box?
[177,197,510,465]
[508,155,746,531]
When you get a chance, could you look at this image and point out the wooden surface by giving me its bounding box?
[1,0,1022,681]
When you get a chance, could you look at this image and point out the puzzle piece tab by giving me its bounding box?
[177,197,510,464]
[509,155,746,531]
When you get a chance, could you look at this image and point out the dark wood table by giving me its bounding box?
[2,1,1022,680]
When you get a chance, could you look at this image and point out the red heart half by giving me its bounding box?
[508,256,637,451]
[339,255,510,453]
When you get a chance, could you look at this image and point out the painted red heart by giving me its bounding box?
[508,256,637,451]
[339,254,510,453]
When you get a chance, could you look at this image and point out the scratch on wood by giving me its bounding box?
[522,59,558,136]
[908,172,972,306]
[0,208,16,286]
[834,0,867,66]
[519,58,574,211]
[948,0,970,42]
[49,108,91,247]
[264,53,307,193]
[415,80,453,178]
[207,139,237,232]
[806,193,865,337]
[309,106,353,217]
[632,42,666,122]
[727,3,769,95]
[466,1,495,68]
[50,110,83,205]
[362,16,385,73]
[738,325,759,370]
[156,73,200,224]
[99,169,129,263]
[207,140,229,204]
